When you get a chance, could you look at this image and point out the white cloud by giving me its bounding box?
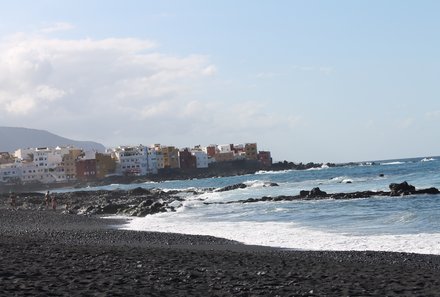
[0,33,207,118]
[395,117,414,129]
[292,65,334,75]
[256,72,281,79]
[425,110,440,119]
[0,31,304,148]
[40,22,75,33]
[36,85,66,102]
[202,65,217,76]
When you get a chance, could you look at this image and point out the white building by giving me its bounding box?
[146,147,158,174]
[112,145,158,176]
[20,161,55,184]
[0,162,21,183]
[155,152,164,170]
[217,144,232,153]
[191,150,209,168]
[14,146,80,183]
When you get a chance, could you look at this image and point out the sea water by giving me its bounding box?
[90,157,440,254]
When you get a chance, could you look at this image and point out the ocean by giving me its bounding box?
[94,157,440,255]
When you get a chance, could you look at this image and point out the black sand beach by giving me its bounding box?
[1,208,440,296]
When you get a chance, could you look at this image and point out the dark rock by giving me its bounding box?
[415,187,440,195]
[299,190,310,197]
[129,187,151,196]
[216,183,248,192]
[389,181,416,196]
[139,199,154,207]
[101,203,121,214]
[309,187,327,198]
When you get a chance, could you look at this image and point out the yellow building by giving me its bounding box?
[154,145,180,169]
[245,143,258,160]
[96,153,117,179]
[162,146,180,168]
[62,149,82,180]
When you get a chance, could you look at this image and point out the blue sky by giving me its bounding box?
[0,1,439,162]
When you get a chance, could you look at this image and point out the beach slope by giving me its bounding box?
[1,209,439,296]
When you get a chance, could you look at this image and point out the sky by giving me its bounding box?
[0,0,439,163]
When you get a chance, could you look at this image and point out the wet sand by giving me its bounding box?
[1,209,439,296]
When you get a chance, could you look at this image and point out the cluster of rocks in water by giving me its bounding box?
[215,182,279,192]
[205,181,440,205]
[2,181,439,217]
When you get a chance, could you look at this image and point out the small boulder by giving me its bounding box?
[389,181,416,196]
[299,190,310,197]
[309,187,327,198]
[216,183,248,192]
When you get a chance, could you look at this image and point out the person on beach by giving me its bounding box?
[45,191,51,209]
[9,192,16,210]
[51,194,57,211]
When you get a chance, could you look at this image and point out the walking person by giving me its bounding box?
[45,191,51,210]
[9,192,16,210]
[51,193,57,211]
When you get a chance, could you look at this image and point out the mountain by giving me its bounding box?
[0,127,106,153]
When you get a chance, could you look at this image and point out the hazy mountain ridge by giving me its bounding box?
[0,127,105,153]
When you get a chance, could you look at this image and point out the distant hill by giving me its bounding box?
[0,127,106,153]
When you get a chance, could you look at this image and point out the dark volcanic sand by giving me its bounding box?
[1,209,440,296]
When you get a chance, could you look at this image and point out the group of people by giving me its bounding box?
[44,191,57,211]
[8,191,57,211]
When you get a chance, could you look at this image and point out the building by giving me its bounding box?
[258,151,272,167]
[62,148,83,181]
[112,145,158,176]
[204,145,217,158]
[76,158,97,181]
[191,150,209,168]
[157,145,180,169]
[245,143,258,160]
[146,147,158,174]
[13,146,78,183]
[0,162,21,183]
[0,152,14,165]
[96,153,117,179]
[113,146,144,176]
[217,144,232,153]
[179,148,196,169]
[214,151,234,162]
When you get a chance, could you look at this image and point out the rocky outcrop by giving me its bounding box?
[205,182,440,205]
[216,183,248,192]
[216,182,279,192]
[389,181,416,196]
[0,188,183,217]
[388,181,440,196]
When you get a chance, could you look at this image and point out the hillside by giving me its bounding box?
[0,127,105,153]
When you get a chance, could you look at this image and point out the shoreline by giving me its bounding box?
[1,209,440,296]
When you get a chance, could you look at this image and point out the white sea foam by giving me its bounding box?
[380,161,405,166]
[255,170,293,175]
[305,164,330,171]
[243,180,276,188]
[123,216,440,255]
[330,176,353,183]
[421,157,435,162]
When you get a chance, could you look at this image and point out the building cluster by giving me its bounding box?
[0,143,272,184]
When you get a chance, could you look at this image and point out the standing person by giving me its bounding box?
[45,191,51,209]
[9,192,16,210]
[51,193,57,211]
